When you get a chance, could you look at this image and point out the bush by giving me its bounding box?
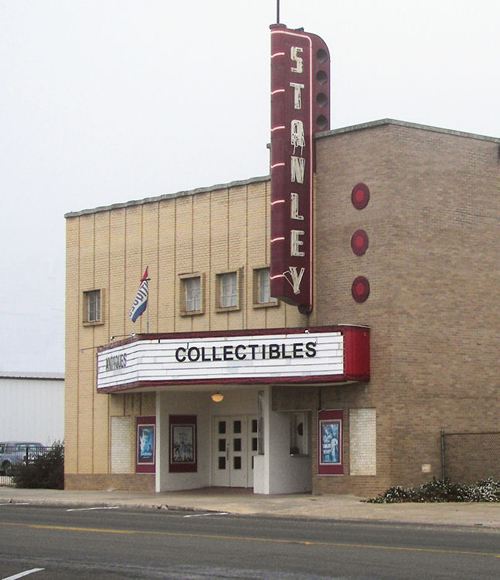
[12,442,64,489]
[366,477,500,503]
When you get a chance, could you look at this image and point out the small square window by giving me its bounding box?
[179,274,204,315]
[216,271,240,310]
[83,289,103,324]
[253,268,278,307]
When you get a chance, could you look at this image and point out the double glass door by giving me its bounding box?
[212,415,258,488]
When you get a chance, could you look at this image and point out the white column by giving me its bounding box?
[155,391,162,493]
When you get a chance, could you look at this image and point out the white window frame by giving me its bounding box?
[179,273,204,316]
[253,267,278,307]
[83,289,103,325]
[216,271,240,311]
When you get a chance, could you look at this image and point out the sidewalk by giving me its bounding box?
[1,486,499,529]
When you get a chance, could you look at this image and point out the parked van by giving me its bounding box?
[0,441,44,475]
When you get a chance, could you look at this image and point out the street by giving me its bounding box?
[0,504,499,579]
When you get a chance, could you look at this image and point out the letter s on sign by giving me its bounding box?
[305,341,317,358]
[290,46,303,73]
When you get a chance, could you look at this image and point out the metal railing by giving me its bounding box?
[440,430,500,482]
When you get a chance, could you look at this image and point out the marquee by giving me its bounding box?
[96,326,369,392]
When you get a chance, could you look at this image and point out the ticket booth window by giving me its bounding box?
[290,412,309,456]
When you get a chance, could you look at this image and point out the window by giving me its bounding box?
[83,289,102,324]
[217,271,239,310]
[253,267,278,306]
[180,275,202,314]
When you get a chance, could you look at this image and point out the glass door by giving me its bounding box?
[212,416,257,488]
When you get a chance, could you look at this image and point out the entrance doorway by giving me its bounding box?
[212,415,258,488]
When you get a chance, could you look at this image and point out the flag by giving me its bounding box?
[129,267,149,322]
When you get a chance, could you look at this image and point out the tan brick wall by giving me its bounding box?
[444,432,500,482]
[65,179,305,487]
[64,218,80,474]
[65,473,155,492]
[309,122,500,494]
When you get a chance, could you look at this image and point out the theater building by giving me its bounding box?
[64,26,499,496]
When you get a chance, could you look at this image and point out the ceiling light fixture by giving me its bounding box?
[210,392,224,403]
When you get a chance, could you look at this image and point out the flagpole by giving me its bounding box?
[145,270,150,334]
[147,278,150,333]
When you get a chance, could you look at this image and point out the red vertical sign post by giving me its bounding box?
[270,24,330,314]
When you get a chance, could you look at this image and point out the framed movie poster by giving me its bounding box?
[318,410,344,475]
[136,416,156,473]
[169,415,197,473]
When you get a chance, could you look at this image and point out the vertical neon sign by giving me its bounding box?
[270,24,330,314]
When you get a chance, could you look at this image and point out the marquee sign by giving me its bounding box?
[96,326,369,392]
[270,24,330,314]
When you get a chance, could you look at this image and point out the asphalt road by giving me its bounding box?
[0,504,498,579]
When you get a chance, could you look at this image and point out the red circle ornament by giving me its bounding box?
[351,183,370,210]
[351,229,369,256]
[351,276,370,303]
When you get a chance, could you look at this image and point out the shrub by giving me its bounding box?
[366,477,500,503]
[12,442,64,489]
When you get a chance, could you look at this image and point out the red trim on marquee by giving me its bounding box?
[98,325,364,351]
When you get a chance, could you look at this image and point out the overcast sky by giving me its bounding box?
[1,0,499,373]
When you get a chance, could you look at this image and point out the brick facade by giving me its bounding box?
[65,120,500,495]
[309,120,500,493]
[65,178,304,487]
